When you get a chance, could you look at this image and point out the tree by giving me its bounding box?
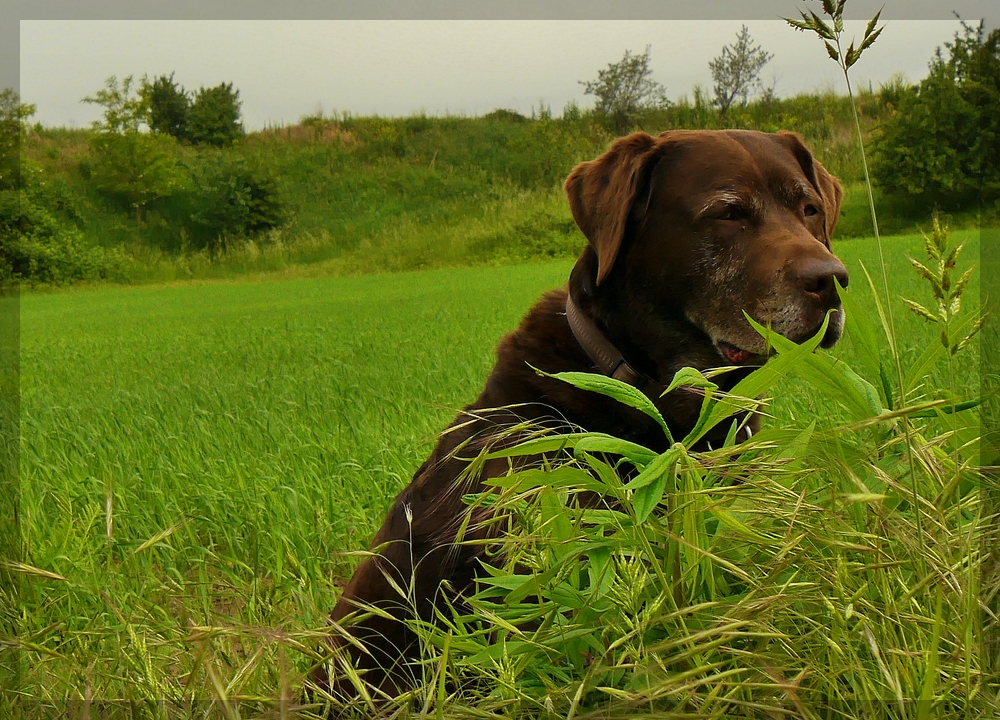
[83,76,187,224]
[709,26,774,116]
[873,20,999,209]
[141,73,189,140]
[0,89,34,193]
[581,46,669,134]
[186,82,244,146]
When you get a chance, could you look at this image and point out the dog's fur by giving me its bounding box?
[312,129,848,699]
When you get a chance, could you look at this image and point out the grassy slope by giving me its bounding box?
[26,90,975,287]
[16,227,980,708]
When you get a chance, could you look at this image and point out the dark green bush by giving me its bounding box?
[186,152,288,249]
[872,22,999,211]
[0,166,129,284]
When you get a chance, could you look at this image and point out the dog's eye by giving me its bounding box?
[804,204,821,217]
[717,207,747,222]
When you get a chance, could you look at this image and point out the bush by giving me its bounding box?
[187,152,288,249]
[873,22,999,210]
[581,46,670,134]
[0,164,130,284]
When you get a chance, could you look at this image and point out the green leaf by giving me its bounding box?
[907,397,982,418]
[825,42,840,61]
[859,261,898,358]
[838,280,885,402]
[879,362,895,412]
[750,320,883,419]
[776,420,815,467]
[710,507,772,544]
[632,471,668,525]
[587,546,615,598]
[630,445,682,523]
[627,444,681,491]
[663,367,718,396]
[482,465,604,493]
[536,368,672,441]
[573,435,658,467]
[686,312,831,446]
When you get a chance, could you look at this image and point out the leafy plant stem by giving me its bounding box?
[832,24,927,573]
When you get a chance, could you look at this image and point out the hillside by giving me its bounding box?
[13,88,961,286]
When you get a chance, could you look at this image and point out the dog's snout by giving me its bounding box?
[798,257,849,306]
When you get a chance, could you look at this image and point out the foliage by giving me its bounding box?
[0,90,126,284]
[872,21,1000,210]
[141,72,189,141]
[1,163,129,285]
[87,131,187,223]
[709,25,774,116]
[186,151,289,249]
[580,46,669,134]
[0,88,33,192]
[14,72,977,287]
[186,82,244,147]
[82,75,147,134]
[83,76,187,222]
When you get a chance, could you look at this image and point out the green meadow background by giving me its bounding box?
[14,226,981,710]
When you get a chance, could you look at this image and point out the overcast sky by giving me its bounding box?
[20,19,963,130]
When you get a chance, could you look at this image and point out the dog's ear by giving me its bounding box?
[777,131,843,243]
[812,157,843,242]
[564,132,663,285]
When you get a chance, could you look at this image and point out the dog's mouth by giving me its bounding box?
[715,340,763,366]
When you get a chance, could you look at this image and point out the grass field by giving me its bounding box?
[11,227,985,715]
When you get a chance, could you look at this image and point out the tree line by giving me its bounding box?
[580,22,998,212]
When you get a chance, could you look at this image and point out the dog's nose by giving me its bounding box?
[797,257,849,307]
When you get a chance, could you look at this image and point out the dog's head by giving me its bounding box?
[566,129,848,376]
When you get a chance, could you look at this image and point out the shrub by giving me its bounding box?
[873,21,999,210]
[83,76,188,223]
[1,163,130,284]
[187,152,288,249]
[581,46,670,134]
[709,25,774,116]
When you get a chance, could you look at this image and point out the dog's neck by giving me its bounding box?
[564,294,667,399]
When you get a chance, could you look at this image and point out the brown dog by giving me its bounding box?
[312,129,848,700]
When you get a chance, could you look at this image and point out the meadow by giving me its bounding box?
[10,223,989,716]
